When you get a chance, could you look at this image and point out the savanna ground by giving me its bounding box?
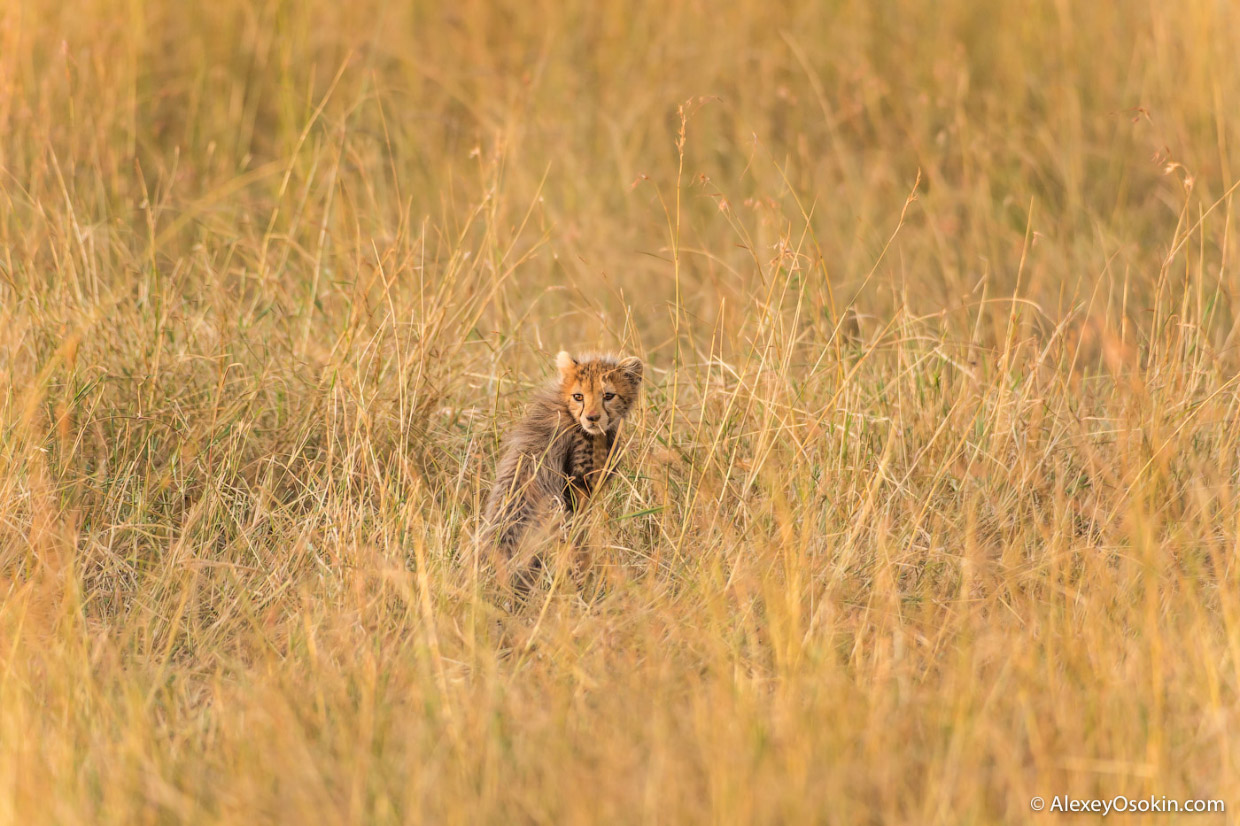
[3,1,1240,823]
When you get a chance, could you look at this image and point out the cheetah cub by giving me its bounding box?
[483,351,644,585]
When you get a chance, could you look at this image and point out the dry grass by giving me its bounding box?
[3,0,1240,822]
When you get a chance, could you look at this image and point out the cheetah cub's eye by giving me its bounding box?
[604,393,616,400]
[572,393,584,402]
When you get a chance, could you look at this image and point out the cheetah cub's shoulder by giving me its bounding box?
[482,351,644,568]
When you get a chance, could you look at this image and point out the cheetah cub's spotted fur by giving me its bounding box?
[482,351,643,582]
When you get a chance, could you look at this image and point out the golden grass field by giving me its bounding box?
[4,0,1240,822]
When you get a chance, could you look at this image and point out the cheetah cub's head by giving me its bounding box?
[556,351,643,436]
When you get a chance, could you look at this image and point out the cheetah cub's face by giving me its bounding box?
[556,351,643,436]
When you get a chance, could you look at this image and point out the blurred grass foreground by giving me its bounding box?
[3,0,1240,822]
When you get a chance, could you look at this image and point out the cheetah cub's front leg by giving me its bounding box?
[564,426,620,576]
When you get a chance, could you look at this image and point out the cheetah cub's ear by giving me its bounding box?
[618,356,644,386]
[556,350,578,382]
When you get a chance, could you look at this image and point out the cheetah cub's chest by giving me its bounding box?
[564,427,617,511]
